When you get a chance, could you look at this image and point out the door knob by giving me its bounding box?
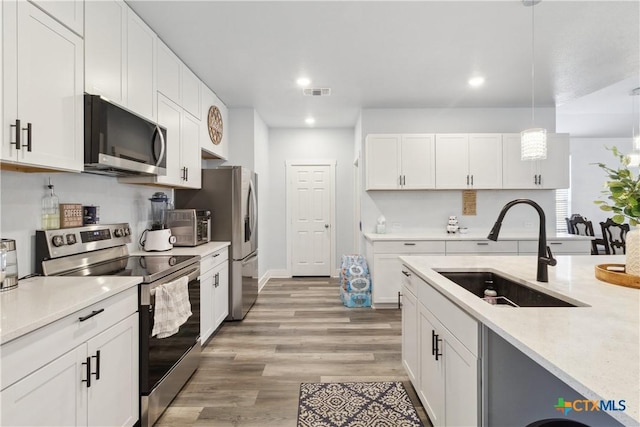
[324,224,329,229]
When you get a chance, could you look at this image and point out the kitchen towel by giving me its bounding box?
[151,276,192,338]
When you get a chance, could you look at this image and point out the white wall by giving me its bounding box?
[570,137,635,226]
[227,108,255,169]
[0,171,166,277]
[267,128,355,274]
[360,107,559,235]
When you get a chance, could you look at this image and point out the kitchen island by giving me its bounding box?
[400,254,639,426]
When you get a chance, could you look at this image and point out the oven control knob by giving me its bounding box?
[52,235,65,247]
[114,228,124,238]
[65,234,77,245]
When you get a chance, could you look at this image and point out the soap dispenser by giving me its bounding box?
[41,178,60,230]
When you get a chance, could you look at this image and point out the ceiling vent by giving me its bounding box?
[303,88,331,97]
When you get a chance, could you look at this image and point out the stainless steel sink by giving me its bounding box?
[437,271,579,308]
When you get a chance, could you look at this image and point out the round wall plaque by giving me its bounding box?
[207,106,223,145]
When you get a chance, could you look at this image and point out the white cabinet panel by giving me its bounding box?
[435,134,502,189]
[126,10,156,121]
[157,40,181,103]
[85,0,126,104]
[2,1,83,172]
[30,0,84,36]
[366,134,401,190]
[419,305,445,426]
[538,133,570,189]
[182,66,201,120]
[401,283,419,386]
[200,247,229,344]
[181,112,202,188]
[366,134,435,190]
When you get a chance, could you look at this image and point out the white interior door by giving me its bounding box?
[288,161,336,276]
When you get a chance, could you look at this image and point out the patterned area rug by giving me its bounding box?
[297,381,424,427]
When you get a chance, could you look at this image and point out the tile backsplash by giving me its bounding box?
[0,170,171,276]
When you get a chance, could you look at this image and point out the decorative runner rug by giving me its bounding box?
[297,381,424,427]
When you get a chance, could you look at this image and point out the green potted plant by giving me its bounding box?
[594,146,640,275]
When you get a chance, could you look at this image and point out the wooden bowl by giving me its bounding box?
[595,264,640,289]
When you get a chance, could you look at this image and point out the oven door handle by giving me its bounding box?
[141,265,200,306]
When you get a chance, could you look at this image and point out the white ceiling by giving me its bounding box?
[127,1,640,134]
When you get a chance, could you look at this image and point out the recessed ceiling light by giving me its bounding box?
[305,117,315,125]
[468,76,485,87]
[296,77,311,87]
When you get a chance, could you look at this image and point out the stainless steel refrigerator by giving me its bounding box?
[175,166,258,320]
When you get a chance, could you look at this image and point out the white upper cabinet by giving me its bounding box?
[2,0,83,172]
[502,133,570,189]
[366,134,435,190]
[85,0,126,104]
[30,0,84,36]
[200,83,229,160]
[435,133,502,189]
[85,0,156,121]
[181,111,202,188]
[181,66,201,120]
[157,40,182,104]
[126,9,156,121]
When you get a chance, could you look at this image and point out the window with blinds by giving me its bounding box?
[556,188,570,233]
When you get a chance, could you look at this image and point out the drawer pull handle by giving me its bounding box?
[549,242,563,245]
[404,243,416,246]
[476,242,489,246]
[213,253,220,257]
[78,308,105,322]
[401,270,411,277]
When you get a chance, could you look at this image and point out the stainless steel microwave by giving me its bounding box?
[84,94,167,177]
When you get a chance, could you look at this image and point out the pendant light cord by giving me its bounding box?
[531,2,536,127]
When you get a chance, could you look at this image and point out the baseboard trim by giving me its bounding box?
[259,269,292,292]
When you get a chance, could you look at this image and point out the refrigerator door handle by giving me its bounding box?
[249,178,257,238]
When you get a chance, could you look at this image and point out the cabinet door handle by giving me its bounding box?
[397,291,402,309]
[10,119,21,149]
[466,175,469,185]
[403,242,416,246]
[538,174,542,186]
[92,350,101,381]
[476,242,489,246]
[435,335,443,361]
[24,122,32,152]
[470,174,474,186]
[82,356,91,388]
[78,308,104,322]
[401,270,411,277]
[214,272,220,287]
[431,330,437,356]
[186,167,189,181]
[534,175,538,185]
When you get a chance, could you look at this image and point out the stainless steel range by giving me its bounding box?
[35,223,200,427]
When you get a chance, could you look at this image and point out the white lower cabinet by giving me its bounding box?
[200,247,229,344]
[1,287,139,427]
[402,265,479,427]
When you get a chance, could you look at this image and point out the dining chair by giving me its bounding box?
[568,216,606,255]
[600,218,630,255]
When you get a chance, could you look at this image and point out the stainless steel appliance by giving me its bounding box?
[0,239,18,291]
[167,209,211,247]
[176,166,258,320]
[84,94,167,177]
[35,223,200,427]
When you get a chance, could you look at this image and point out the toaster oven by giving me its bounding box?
[166,209,211,246]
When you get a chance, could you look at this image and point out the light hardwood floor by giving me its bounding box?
[156,277,431,426]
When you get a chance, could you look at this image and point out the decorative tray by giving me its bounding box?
[595,264,640,289]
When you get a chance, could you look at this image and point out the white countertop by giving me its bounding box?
[365,231,593,242]
[399,254,639,426]
[129,241,230,258]
[0,276,141,344]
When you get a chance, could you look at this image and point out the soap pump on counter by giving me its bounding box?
[41,177,60,230]
[376,215,386,234]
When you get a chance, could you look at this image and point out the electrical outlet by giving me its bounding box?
[524,221,534,229]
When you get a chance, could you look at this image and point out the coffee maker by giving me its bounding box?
[141,192,176,251]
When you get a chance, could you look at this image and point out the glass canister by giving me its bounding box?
[1,239,18,291]
[42,179,60,230]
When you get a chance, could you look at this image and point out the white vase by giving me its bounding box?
[626,228,640,276]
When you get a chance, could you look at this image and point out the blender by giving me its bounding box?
[141,192,176,251]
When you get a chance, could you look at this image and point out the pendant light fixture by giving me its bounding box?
[627,87,640,167]
[521,0,547,161]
